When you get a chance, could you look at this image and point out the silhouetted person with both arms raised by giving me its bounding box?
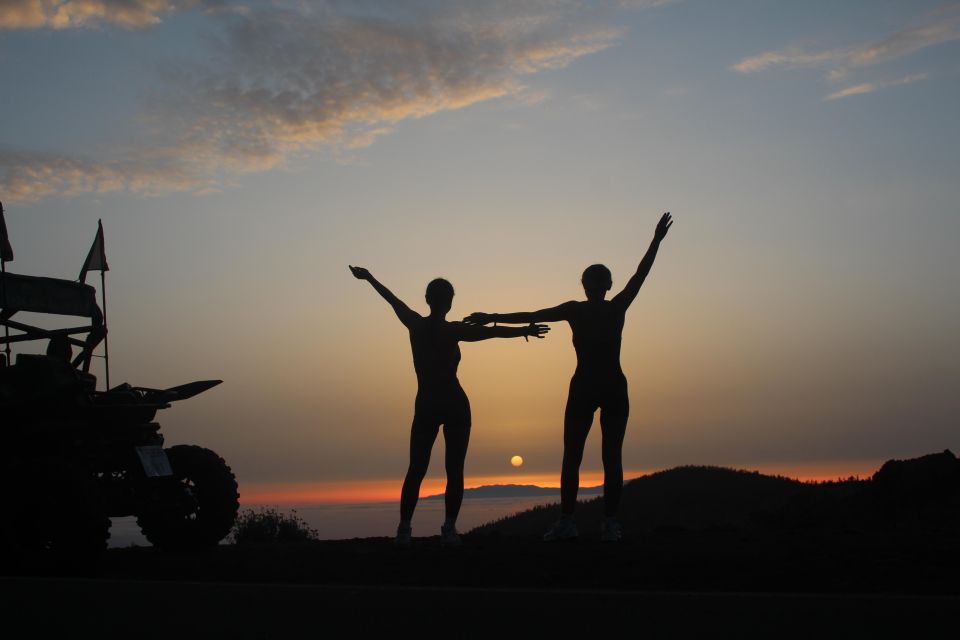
[465,212,673,542]
[350,266,549,546]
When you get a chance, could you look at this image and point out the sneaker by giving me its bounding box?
[543,516,578,542]
[395,524,412,548]
[600,517,623,542]
[440,523,462,547]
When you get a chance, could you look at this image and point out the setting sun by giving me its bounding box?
[511,455,524,468]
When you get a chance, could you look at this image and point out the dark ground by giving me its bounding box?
[23,528,960,594]
[4,575,958,639]
[3,529,959,638]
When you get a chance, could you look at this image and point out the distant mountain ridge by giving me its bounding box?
[423,483,603,501]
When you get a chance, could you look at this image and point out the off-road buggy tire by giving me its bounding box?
[136,445,239,550]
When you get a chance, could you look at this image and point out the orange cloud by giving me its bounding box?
[0,0,206,30]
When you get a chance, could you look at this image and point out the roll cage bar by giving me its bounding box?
[0,271,105,373]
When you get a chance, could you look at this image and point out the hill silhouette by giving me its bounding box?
[472,450,960,538]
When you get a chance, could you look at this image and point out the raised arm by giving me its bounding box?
[455,322,550,342]
[463,301,576,326]
[611,212,673,310]
[349,266,419,328]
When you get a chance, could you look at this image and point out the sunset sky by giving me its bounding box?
[2,0,958,502]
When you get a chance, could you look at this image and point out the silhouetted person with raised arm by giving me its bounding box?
[465,213,673,542]
[350,266,549,546]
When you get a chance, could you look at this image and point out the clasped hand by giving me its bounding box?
[526,323,550,339]
[463,312,492,326]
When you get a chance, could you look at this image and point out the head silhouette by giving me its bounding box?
[46,335,73,362]
[425,278,454,315]
[581,264,612,302]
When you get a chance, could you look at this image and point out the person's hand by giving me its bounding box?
[526,323,550,339]
[463,312,494,325]
[349,265,372,280]
[654,212,673,241]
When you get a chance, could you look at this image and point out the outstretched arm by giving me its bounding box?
[456,322,550,342]
[349,266,419,328]
[463,302,576,326]
[611,212,673,310]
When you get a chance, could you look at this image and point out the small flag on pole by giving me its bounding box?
[79,220,109,283]
[0,202,13,263]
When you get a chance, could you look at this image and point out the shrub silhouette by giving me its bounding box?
[231,507,318,544]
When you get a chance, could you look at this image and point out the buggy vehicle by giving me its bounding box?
[0,269,239,560]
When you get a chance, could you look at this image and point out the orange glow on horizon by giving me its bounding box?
[239,460,881,505]
[240,471,594,505]
[743,460,880,483]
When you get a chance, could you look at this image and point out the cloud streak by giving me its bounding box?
[732,48,842,74]
[1,1,632,202]
[823,73,928,101]
[732,6,960,80]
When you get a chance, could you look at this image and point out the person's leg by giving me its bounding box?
[400,417,440,523]
[442,420,471,525]
[561,382,595,516]
[441,388,472,526]
[599,379,629,518]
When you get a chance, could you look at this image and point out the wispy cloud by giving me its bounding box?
[732,5,960,80]
[0,1,642,202]
[732,48,842,74]
[0,148,219,202]
[617,0,678,7]
[823,73,928,101]
[0,0,221,29]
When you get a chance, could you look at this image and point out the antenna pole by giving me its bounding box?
[1,257,9,367]
[101,269,110,390]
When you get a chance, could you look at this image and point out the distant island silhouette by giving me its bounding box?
[422,484,603,501]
